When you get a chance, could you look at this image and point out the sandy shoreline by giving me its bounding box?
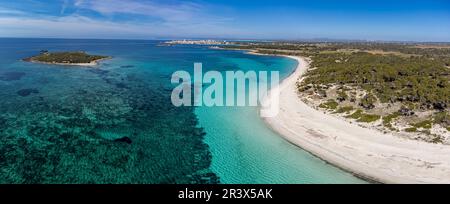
[260,55,450,184]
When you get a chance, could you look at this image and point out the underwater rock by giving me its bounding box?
[120,65,134,68]
[115,83,129,89]
[89,69,109,76]
[0,117,6,128]
[114,136,132,144]
[0,72,26,81]
[103,78,114,84]
[38,77,50,84]
[17,88,39,97]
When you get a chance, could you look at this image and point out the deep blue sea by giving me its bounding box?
[0,38,365,183]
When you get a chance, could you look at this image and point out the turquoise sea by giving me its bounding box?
[0,38,365,184]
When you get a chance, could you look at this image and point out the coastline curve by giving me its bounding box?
[259,54,450,184]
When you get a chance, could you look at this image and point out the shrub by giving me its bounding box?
[319,99,338,110]
[359,93,377,109]
[335,106,354,114]
[336,90,348,102]
[433,112,450,126]
[412,120,433,129]
[405,127,418,132]
[357,114,381,123]
[383,112,401,129]
[346,109,363,119]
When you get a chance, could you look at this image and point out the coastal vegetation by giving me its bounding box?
[334,106,354,114]
[224,41,450,143]
[319,99,338,110]
[24,51,109,65]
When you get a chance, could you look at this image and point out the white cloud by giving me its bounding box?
[73,0,233,25]
[60,0,70,14]
[0,0,242,39]
[0,14,242,39]
[74,0,85,7]
[0,7,26,15]
[0,15,154,38]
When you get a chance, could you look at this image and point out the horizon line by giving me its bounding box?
[1,36,450,44]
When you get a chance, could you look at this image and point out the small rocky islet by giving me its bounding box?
[23,51,110,66]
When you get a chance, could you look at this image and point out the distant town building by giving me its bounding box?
[165,40,233,45]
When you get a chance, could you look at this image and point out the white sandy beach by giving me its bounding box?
[262,55,450,184]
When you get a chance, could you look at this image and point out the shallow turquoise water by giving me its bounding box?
[0,38,365,183]
[196,54,365,184]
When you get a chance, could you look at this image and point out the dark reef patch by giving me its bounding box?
[89,69,109,76]
[120,65,134,68]
[115,83,129,89]
[103,77,114,84]
[114,137,132,144]
[0,72,26,81]
[0,70,219,184]
[17,89,39,97]
[37,77,50,84]
[0,116,6,128]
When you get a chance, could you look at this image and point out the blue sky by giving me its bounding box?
[0,0,449,41]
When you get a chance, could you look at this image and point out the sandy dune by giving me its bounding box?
[262,56,450,184]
